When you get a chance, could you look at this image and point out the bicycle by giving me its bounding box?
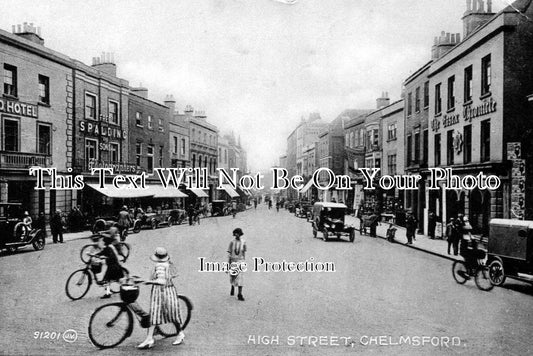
[80,235,130,264]
[65,256,130,300]
[88,277,193,349]
[452,256,494,291]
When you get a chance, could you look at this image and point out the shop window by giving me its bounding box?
[447,130,454,165]
[423,81,429,108]
[415,87,420,112]
[85,139,98,161]
[464,125,472,164]
[136,143,142,166]
[148,115,153,129]
[464,65,473,102]
[3,118,19,151]
[447,75,455,111]
[85,93,97,120]
[481,54,491,96]
[147,145,154,173]
[108,101,119,124]
[3,64,17,97]
[435,83,442,115]
[159,145,164,167]
[37,123,51,155]
[38,75,50,105]
[136,112,142,126]
[480,119,490,162]
[110,143,119,163]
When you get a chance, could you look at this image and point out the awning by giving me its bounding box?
[86,183,154,199]
[298,180,314,194]
[243,189,252,196]
[146,185,188,198]
[220,184,240,198]
[188,188,209,198]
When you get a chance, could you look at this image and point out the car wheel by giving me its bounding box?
[322,229,329,242]
[32,232,45,251]
[349,230,355,242]
[151,220,158,229]
[488,259,506,286]
[167,217,174,226]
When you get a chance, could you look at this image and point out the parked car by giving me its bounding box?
[311,202,355,242]
[211,200,230,216]
[133,212,161,232]
[295,201,312,220]
[0,203,46,253]
[487,219,533,287]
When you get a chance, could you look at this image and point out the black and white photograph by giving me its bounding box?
[1,0,533,355]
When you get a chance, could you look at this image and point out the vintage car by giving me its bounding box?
[0,203,46,253]
[295,201,312,220]
[92,216,119,234]
[133,212,161,232]
[211,200,230,216]
[165,209,187,226]
[311,202,355,242]
[487,219,533,286]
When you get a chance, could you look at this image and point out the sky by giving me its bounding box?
[1,0,509,171]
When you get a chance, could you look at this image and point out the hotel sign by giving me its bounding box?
[432,98,497,132]
[0,98,38,118]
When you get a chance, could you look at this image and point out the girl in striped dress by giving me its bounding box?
[138,247,184,349]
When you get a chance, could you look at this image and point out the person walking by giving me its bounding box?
[50,209,64,243]
[228,228,246,301]
[35,211,46,237]
[405,210,417,245]
[428,211,436,239]
[187,204,195,226]
[446,218,456,255]
[254,199,257,210]
[138,247,184,349]
[117,206,132,241]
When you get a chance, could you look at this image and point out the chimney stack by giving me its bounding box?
[131,84,148,99]
[91,52,117,77]
[462,0,494,38]
[12,22,44,45]
[431,31,461,59]
[376,92,390,109]
[164,95,176,114]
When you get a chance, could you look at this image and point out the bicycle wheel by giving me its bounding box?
[88,303,133,349]
[80,244,99,264]
[156,295,193,337]
[452,261,468,284]
[475,267,494,291]
[66,269,92,300]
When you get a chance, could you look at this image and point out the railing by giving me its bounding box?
[0,151,52,168]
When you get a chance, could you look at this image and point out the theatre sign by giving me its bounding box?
[432,97,497,132]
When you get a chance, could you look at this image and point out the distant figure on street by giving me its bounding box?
[35,211,46,236]
[369,211,380,237]
[50,210,64,243]
[428,212,437,239]
[276,201,280,212]
[254,199,257,210]
[446,218,460,255]
[117,206,132,241]
[268,200,272,210]
[228,228,246,301]
[405,210,417,245]
[187,204,195,226]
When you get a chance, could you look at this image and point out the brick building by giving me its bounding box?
[166,95,189,169]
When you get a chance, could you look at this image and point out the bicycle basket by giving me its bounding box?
[120,285,139,303]
[90,261,102,274]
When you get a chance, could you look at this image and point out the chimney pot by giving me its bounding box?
[456,33,461,42]
[12,25,15,33]
[17,24,21,33]
[487,0,492,12]
[37,27,41,36]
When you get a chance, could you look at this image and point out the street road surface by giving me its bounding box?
[1,204,532,355]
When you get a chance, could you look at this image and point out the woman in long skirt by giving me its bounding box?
[138,247,184,349]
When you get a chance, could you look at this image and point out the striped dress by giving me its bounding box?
[228,239,246,287]
[149,262,181,325]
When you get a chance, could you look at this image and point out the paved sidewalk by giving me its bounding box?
[345,216,462,262]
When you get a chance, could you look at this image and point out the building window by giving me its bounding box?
[407,92,413,116]
[350,132,355,147]
[85,139,98,160]
[423,81,429,108]
[147,145,154,172]
[198,154,203,167]
[464,125,472,164]
[415,87,420,112]
[159,146,164,167]
[464,65,473,102]
[422,129,428,166]
[158,118,164,132]
[108,101,119,124]
[192,128,195,142]
[147,115,153,129]
[447,130,454,165]
[480,119,490,162]
[173,137,178,154]
[85,93,97,120]
[110,143,119,163]
[345,133,349,147]
[38,75,50,104]
[435,83,442,115]
[434,134,441,166]
[136,143,142,166]
[359,130,364,147]
[204,133,207,143]
[136,112,142,126]
[387,154,397,175]
[192,154,196,168]
[407,134,412,165]
[181,139,186,155]
[3,64,17,97]
[3,118,19,151]
[387,123,397,140]
[481,54,491,96]
[37,123,51,155]
[414,132,420,163]
[447,75,455,111]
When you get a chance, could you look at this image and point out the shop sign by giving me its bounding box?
[79,120,127,139]
[432,98,497,132]
[0,98,38,118]
[508,142,525,220]
[87,158,139,174]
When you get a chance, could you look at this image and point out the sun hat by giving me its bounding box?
[150,247,170,262]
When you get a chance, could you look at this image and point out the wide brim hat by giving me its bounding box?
[150,247,170,262]
[233,228,243,236]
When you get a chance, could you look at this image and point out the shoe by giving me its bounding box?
[230,287,234,296]
[101,293,112,299]
[173,331,185,345]
[138,339,155,349]
[238,294,245,301]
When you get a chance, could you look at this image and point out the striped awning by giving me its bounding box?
[86,183,154,199]
[298,180,314,194]
[220,184,240,198]
[188,188,209,198]
[145,185,188,198]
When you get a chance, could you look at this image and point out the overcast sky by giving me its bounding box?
[2,0,508,171]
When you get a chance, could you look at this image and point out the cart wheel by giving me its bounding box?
[475,266,494,291]
[32,232,46,251]
[452,261,468,284]
[349,230,355,243]
[322,229,329,242]
[488,259,506,286]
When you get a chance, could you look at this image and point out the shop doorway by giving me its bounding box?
[469,189,490,235]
